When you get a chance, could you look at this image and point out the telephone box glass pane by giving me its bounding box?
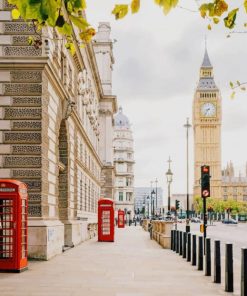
[21,199,27,258]
[0,199,14,259]
[102,210,110,235]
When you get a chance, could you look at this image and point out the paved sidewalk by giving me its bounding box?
[0,226,231,296]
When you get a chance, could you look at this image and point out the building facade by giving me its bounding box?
[193,48,222,199]
[113,107,135,219]
[221,162,247,201]
[134,187,163,216]
[0,1,116,259]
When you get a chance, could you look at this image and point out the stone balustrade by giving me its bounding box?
[142,219,150,231]
[151,220,173,249]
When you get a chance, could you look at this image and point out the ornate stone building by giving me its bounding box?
[113,107,135,219]
[0,1,116,259]
[222,162,247,201]
[193,48,222,199]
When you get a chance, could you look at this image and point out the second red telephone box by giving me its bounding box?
[118,210,125,228]
[0,179,28,272]
[98,198,114,242]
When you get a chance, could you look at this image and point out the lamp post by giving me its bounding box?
[184,117,192,233]
[146,195,150,218]
[155,178,158,216]
[151,189,155,218]
[166,156,173,214]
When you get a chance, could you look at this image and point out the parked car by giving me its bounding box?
[191,217,201,223]
[222,218,238,224]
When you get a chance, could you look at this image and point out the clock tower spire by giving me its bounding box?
[193,47,222,199]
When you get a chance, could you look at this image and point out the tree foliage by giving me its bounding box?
[193,196,247,214]
[7,0,247,54]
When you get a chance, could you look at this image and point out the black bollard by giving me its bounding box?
[192,234,197,266]
[183,232,187,258]
[187,233,191,262]
[198,236,203,271]
[214,240,221,283]
[179,231,183,256]
[176,230,179,253]
[173,230,176,252]
[205,238,211,276]
[225,243,233,292]
[241,248,247,296]
[171,230,174,250]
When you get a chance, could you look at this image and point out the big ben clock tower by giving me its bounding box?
[193,48,222,199]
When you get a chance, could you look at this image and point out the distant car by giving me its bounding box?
[222,218,238,224]
[191,217,201,223]
[177,218,183,223]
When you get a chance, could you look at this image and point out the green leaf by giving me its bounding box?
[69,15,89,30]
[57,22,72,35]
[229,81,234,88]
[237,80,241,86]
[230,91,236,99]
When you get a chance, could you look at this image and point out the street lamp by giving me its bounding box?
[166,156,173,214]
[146,195,150,218]
[184,117,192,233]
[151,189,155,218]
[142,201,146,218]
[155,178,158,216]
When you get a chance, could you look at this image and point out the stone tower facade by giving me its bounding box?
[113,107,135,219]
[193,49,222,199]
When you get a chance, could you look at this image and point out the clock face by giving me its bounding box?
[201,102,216,117]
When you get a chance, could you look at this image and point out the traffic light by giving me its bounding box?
[175,200,180,210]
[201,165,210,198]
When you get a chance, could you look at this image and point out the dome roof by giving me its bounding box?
[114,107,130,128]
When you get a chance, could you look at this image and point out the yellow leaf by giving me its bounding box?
[11,8,20,19]
[131,0,140,13]
[244,0,247,13]
[79,27,96,43]
[237,80,241,86]
[213,17,219,24]
[112,5,128,20]
[208,24,212,30]
[230,91,236,99]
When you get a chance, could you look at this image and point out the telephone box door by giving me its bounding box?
[0,196,17,270]
[118,210,125,228]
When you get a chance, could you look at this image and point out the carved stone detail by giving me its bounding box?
[23,180,42,192]
[28,194,42,202]
[12,145,41,155]
[28,205,42,217]
[12,121,42,131]
[4,132,41,144]
[4,83,42,96]
[12,36,31,46]
[4,156,42,168]
[4,23,36,34]
[12,169,41,178]
[3,46,42,57]
[12,97,41,107]
[10,71,42,83]
[4,108,41,120]
[4,0,14,9]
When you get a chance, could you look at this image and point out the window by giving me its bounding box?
[243,195,247,201]
[223,195,227,201]
[233,195,237,201]
[119,192,123,201]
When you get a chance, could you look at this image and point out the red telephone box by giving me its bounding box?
[98,198,114,242]
[118,210,125,228]
[0,180,28,272]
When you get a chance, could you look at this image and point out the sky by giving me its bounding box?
[87,0,247,203]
